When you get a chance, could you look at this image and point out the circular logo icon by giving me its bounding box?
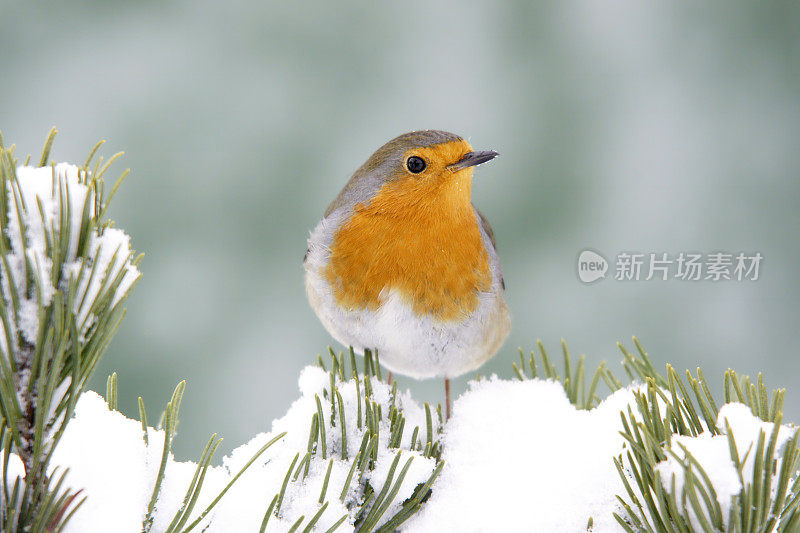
[577,250,608,283]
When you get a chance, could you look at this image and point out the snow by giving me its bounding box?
[718,402,797,481]
[51,391,231,532]
[401,377,799,532]
[47,366,438,532]
[0,163,140,352]
[654,432,741,526]
[69,226,140,335]
[5,365,798,532]
[52,392,160,531]
[653,402,798,530]
[406,377,640,532]
[201,365,438,531]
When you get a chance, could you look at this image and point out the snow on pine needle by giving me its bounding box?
[211,351,441,532]
[0,130,140,531]
[651,403,798,531]
[1,162,139,345]
[613,365,800,533]
[47,350,441,532]
[38,341,800,533]
[407,341,800,533]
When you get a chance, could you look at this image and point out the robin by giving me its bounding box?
[304,130,510,418]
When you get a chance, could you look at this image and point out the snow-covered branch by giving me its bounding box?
[0,129,139,530]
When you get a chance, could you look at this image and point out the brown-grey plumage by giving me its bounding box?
[473,205,505,290]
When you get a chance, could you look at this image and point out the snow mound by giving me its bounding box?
[406,377,640,532]
[32,368,800,532]
[54,366,438,532]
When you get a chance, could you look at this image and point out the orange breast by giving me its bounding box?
[324,172,492,322]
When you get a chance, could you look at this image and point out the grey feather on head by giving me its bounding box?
[324,130,464,217]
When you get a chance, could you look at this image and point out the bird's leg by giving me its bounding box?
[445,378,451,420]
[387,371,392,385]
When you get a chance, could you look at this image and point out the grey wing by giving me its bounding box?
[474,205,497,249]
[473,205,505,290]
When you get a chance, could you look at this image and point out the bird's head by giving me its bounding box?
[325,130,498,217]
[362,130,497,184]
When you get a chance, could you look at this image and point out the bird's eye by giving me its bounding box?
[406,156,426,174]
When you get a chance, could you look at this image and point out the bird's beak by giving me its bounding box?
[447,150,499,172]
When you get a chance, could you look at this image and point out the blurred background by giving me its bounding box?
[1,1,798,458]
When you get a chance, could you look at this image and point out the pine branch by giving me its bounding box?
[513,338,799,532]
[514,339,606,410]
[0,129,139,531]
[608,342,800,532]
[255,348,444,532]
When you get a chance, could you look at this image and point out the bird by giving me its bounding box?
[304,130,510,418]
